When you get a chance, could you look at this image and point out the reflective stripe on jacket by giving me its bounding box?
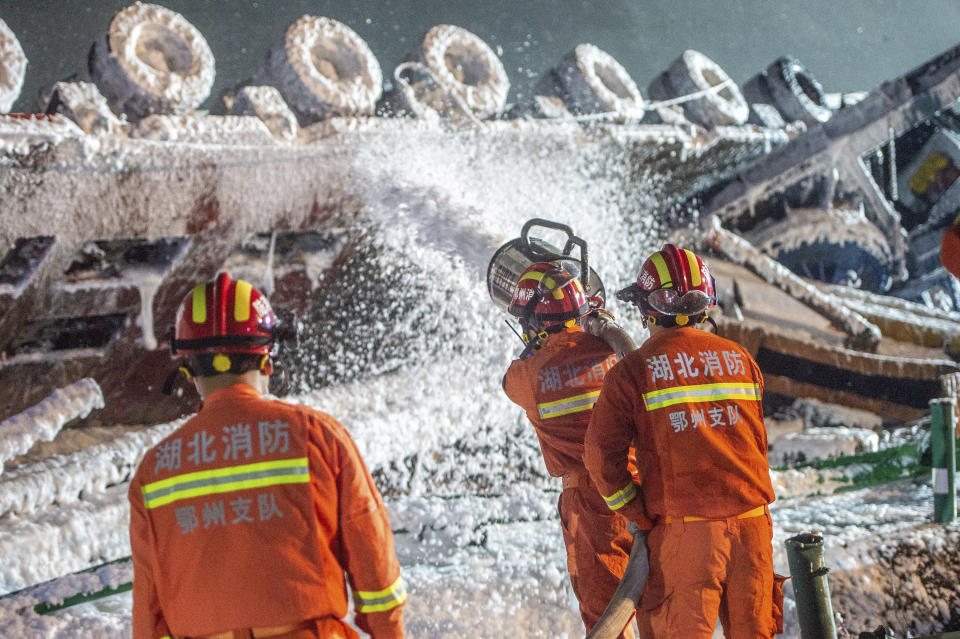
[129,384,405,639]
[503,328,618,478]
[585,326,775,526]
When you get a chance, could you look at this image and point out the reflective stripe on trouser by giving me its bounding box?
[642,382,760,411]
[636,511,775,639]
[601,481,637,511]
[354,574,407,613]
[141,458,309,509]
[558,485,635,639]
[537,390,601,419]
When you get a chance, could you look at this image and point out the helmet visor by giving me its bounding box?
[536,261,581,298]
[646,287,712,316]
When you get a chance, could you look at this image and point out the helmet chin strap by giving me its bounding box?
[260,354,273,376]
[516,317,572,359]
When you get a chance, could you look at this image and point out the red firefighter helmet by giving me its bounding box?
[171,272,277,357]
[617,244,716,322]
[508,261,590,330]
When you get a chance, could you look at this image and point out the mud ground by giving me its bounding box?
[830,525,960,637]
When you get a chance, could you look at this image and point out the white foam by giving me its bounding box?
[0,380,104,475]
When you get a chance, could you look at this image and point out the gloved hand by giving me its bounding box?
[587,296,609,314]
[619,498,654,531]
[589,307,616,322]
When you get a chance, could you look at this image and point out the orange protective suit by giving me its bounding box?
[941,213,960,280]
[584,326,777,639]
[129,384,405,639]
[503,326,635,638]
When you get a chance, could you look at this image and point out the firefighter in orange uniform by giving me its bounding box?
[584,245,781,639]
[502,261,636,638]
[940,211,960,280]
[129,273,406,639]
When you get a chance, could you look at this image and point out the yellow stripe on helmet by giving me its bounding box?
[544,276,564,299]
[650,252,672,288]
[683,249,702,287]
[191,284,207,324]
[519,270,565,299]
[234,280,252,322]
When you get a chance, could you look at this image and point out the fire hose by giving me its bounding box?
[581,313,649,639]
[585,524,649,639]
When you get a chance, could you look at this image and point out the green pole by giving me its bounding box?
[930,398,957,523]
[32,582,132,615]
[785,532,837,639]
[0,556,133,615]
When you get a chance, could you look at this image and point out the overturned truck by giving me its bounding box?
[688,43,960,424]
[0,2,959,431]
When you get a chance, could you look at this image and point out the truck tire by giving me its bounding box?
[741,71,774,106]
[39,81,125,135]
[376,62,447,120]
[413,24,509,119]
[749,207,893,292]
[664,49,748,128]
[0,18,27,113]
[228,85,299,142]
[764,56,832,125]
[259,15,382,123]
[89,3,215,120]
[546,43,643,117]
[645,72,690,126]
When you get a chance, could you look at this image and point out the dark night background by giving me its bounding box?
[2,0,960,112]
